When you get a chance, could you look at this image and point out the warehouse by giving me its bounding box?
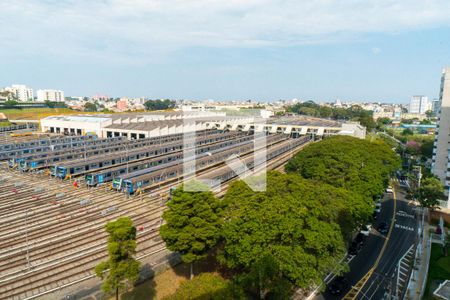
[40,112,366,139]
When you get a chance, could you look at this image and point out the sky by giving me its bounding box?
[1,0,450,103]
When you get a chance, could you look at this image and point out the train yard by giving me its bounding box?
[0,129,311,299]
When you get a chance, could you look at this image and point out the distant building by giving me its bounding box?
[36,89,65,102]
[432,67,450,208]
[116,98,129,111]
[5,84,34,102]
[409,95,430,114]
[432,98,441,116]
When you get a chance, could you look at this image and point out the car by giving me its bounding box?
[348,241,362,255]
[348,233,366,255]
[374,202,381,213]
[378,222,389,234]
[354,233,366,245]
[328,276,348,295]
[386,188,393,193]
[360,224,372,236]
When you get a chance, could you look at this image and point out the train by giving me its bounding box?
[115,134,292,194]
[12,130,233,171]
[0,135,94,153]
[54,131,248,179]
[0,136,123,160]
[10,137,126,170]
[85,134,255,186]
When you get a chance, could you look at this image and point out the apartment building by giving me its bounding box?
[432,67,450,208]
[36,89,65,102]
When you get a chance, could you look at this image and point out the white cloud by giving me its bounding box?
[1,0,450,63]
[372,47,382,54]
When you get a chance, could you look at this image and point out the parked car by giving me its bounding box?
[378,222,389,234]
[374,202,381,213]
[349,241,362,255]
[386,187,393,193]
[355,233,366,245]
[328,276,348,295]
[360,224,372,236]
[349,234,366,255]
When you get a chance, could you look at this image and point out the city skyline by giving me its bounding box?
[1,1,450,102]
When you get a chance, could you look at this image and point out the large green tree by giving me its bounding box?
[95,217,140,300]
[412,177,445,209]
[220,172,352,289]
[160,183,223,279]
[285,136,400,201]
[144,99,176,110]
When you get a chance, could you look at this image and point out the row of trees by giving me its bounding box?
[160,136,400,298]
[288,101,376,131]
[144,99,176,111]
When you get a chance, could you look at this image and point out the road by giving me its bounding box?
[322,184,418,300]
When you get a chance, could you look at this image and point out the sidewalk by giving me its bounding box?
[405,220,431,300]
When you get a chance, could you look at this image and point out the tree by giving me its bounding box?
[402,128,414,136]
[285,136,400,202]
[164,273,244,300]
[420,138,434,159]
[238,255,293,299]
[160,183,222,279]
[377,117,392,125]
[144,99,176,111]
[425,110,435,119]
[84,102,97,112]
[220,172,350,289]
[413,177,445,209]
[95,217,140,300]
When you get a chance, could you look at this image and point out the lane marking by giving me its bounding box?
[342,184,397,300]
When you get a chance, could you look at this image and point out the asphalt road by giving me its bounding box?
[357,186,417,300]
[321,184,418,300]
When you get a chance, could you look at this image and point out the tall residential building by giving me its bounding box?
[5,84,34,102]
[409,95,430,114]
[432,67,450,207]
[36,89,65,102]
[432,98,441,116]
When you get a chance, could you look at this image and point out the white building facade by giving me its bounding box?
[37,89,65,102]
[432,67,450,208]
[6,84,34,102]
[409,95,430,114]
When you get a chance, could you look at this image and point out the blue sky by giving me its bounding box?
[1,1,450,103]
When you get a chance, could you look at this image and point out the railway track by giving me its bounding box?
[0,133,312,299]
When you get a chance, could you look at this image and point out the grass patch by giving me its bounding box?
[0,108,79,120]
[424,244,450,299]
[0,121,12,127]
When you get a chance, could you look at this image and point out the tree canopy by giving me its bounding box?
[95,217,140,300]
[411,177,445,209]
[285,136,400,201]
[84,102,97,112]
[160,184,223,278]
[144,99,176,110]
[288,101,376,131]
[220,172,353,288]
